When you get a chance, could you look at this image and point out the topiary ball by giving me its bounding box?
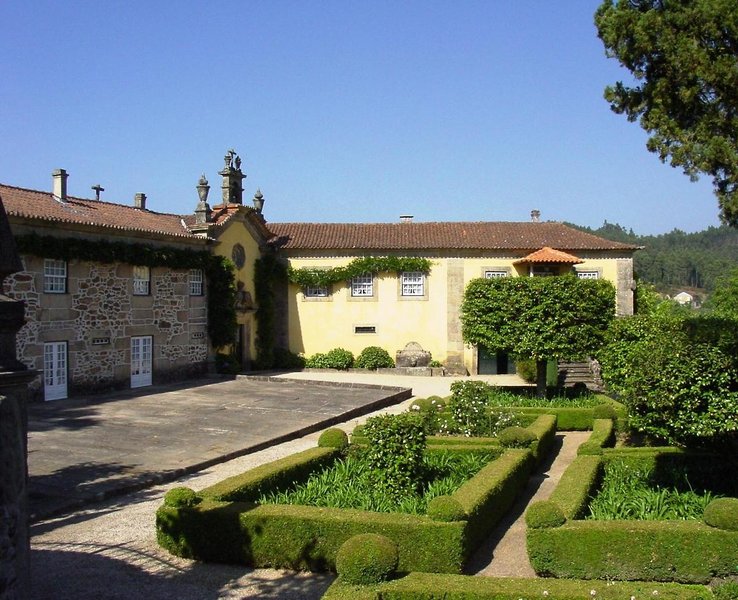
[704,497,738,530]
[499,426,537,448]
[335,533,399,585]
[427,495,467,522]
[592,403,617,421]
[163,487,201,508]
[318,428,349,450]
[409,398,433,413]
[525,500,566,529]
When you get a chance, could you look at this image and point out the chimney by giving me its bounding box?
[134,193,147,210]
[531,209,541,223]
[219,149,245,204]
[52,169,68,200]
[400,215,414,223]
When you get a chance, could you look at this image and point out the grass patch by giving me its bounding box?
[258,449,500,515]
[587,459,721,520]
[486,389,608,408]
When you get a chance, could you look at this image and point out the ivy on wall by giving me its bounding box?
[14,232,237,348]
[287,256,433,288]
[253,252,287,369]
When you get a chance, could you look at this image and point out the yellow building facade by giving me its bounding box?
[269,221,639,375]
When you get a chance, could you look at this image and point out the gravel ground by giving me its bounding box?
[30,372,543,599]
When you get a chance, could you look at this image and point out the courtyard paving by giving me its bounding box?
[29,370,574,599]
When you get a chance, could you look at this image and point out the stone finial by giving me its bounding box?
[194,174,212,225]
[531,209,541,223]
[253,189,264,214]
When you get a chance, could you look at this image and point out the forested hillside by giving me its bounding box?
[567,222,738,292]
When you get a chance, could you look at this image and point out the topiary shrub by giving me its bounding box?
[335,533,399,585]
[704,497,738,530]
[427,395,448,407]
[163,487,201,508]
[526,500,566,528]
[409,398,433,412]
[427,495,466,522]
[324,347,355,370]
[355,346,394,369]
[499,426,537,448]
[318,428,349,450]
[305,352,331,369]
[592,403,617,421]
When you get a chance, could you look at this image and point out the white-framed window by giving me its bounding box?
[43,259,67,293]
[401,271,425,296]
[351,273,373,297]
[133,265,150,295]
[189,269,204,295]
[305,285,329,298]
[484,270,508,279]
[577,270,600,280]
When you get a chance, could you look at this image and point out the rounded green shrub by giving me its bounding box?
[335,533,399,585]
[592,403,617,421]
[704,497,738,530]
[355,346,394,369]
[498,426,537,448]
[163,487,201,508]
[409,398,433,412]
[318,428,349,450]
[427,395,448,408]
[324,347,355,370]
[305,352,330,369]
[427,495,466,522]
[525,500,566,528]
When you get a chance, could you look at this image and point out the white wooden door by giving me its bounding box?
[44,341,68,401]
[131,336,153,388]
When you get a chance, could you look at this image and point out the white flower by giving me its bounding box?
[543,592,549,597]
[631,596,636,600]
[652,592,659,597]
[590,591,597,597]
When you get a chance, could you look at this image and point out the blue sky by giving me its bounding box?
[0,1,722,234]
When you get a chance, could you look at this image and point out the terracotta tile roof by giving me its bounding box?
[0,184,197,239]
[513,246,584,264]
[268,221,639,252]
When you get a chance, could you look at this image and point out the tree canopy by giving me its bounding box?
[705,266,738,316]
[595,0,738,226]
[461,275,615,395]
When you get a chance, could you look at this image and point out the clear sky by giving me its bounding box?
[0,1,723,234]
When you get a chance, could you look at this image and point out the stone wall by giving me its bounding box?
[3,256,209,400]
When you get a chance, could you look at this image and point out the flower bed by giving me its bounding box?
[526,445,738,583]
[156,415,556,573]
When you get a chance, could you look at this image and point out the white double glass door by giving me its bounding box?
[44,341,68,401]
[130,336,153,388]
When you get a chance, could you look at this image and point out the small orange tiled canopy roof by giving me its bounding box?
[513,246,584,265]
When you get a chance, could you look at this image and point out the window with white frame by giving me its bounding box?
[132,265,150,295]
[351,273,373,297]
[577,270,600,280]
[305,285,329,298]
[189,269,204,295]
[43,259,67,293]
[484,270,508,279]
[401,271,425,296]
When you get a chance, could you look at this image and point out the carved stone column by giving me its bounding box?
[0,197,35,600]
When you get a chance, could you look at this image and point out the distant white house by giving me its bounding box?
[673,291,695,307]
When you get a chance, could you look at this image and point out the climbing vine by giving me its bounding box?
[253,252,287,369]
[287,256,432,288]
[14,232,237,348]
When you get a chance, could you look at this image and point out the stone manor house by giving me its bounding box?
[1,151,638,401]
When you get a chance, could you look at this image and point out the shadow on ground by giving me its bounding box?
[32,543,333,600]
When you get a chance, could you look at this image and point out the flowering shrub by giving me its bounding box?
[363,413,426,499]
[446,380,519,437]
[305,347,355,370]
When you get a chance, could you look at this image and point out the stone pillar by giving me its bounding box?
[615,258,635,316]
[0,197,35,600]
[445,259,467,375]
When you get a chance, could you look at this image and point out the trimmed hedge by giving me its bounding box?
[527,447,738,583]
[525,413,557,464]
[547,455,602,520]
[527,520,738,583]
[577,419,616,455]
[505,402,627,431]
[525,500,566,529]
[157,429,544,573]
[703,497,738,531]
[322,572,714,600]
[200,446,339,502]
